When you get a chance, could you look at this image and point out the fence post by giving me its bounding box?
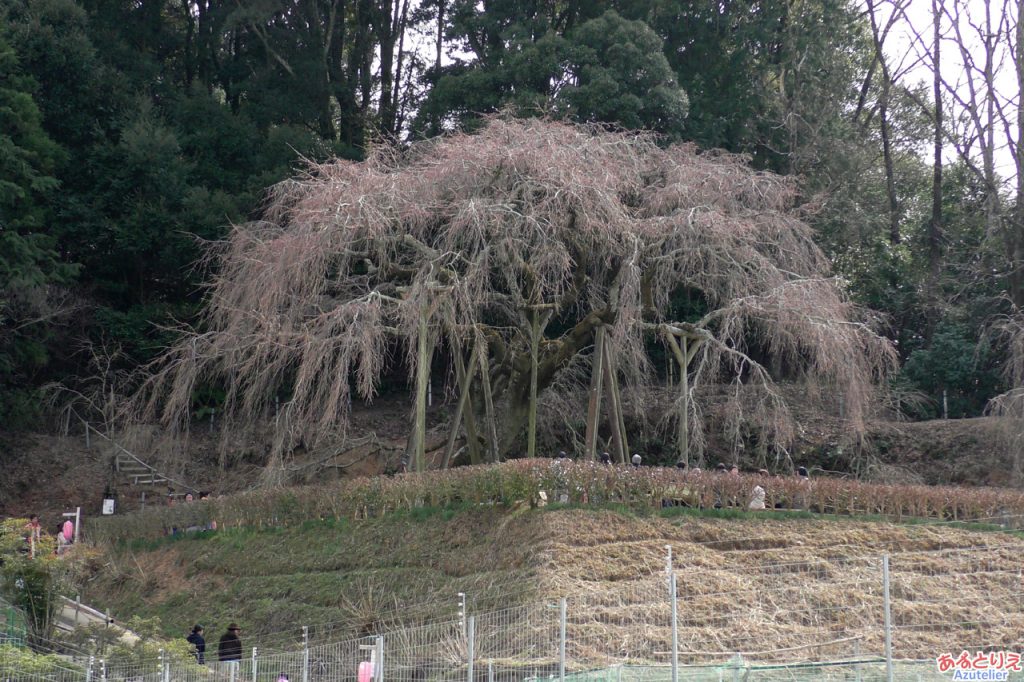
[375,635,384,682]
[252,646,258,682]
[670,573,678,682]
[459,592,467,635]
[883,554,894,682]
[86,655,94,682]
[156,650,162,682]
[559,598,567,682]
[100,659,107,682]
[163,655,170,682]
[731,654,740,682]
[302,626,310,682]
[488,659,494,682]
[467,616,475,682]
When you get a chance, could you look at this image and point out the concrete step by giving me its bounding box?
[131,475,168,486]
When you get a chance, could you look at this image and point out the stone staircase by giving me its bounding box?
[114,452,169,488]
[71,411,193,505]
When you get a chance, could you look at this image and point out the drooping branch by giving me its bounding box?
[123,117,896,476]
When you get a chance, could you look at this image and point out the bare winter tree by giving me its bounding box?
[125,118,896,481]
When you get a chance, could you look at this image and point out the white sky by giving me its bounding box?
[887,0,1019,185]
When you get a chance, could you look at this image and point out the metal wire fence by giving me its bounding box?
[4,545,1024,681]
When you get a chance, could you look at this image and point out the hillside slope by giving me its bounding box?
[83,505,1024,667]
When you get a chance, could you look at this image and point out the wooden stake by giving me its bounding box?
[602,340,625,464]
[665,333,688,468]
[526,308,553,459]
[584,326,606,461]
[680,335,689,469]
[605,341,630,463]
[665,332,704,468]
[443,340,479,468]
[476,345,500,463]
[413,303,430,472]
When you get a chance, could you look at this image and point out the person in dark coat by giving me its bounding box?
[187,625,206,664]
[218,623,242,662]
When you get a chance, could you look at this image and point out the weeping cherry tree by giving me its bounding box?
[126,118,896,481]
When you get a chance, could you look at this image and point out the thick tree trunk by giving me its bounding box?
[867,0,900,244]
[927,0,943,336]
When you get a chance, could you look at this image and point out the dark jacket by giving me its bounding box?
[186,632,206,664]
[218,632,242,662]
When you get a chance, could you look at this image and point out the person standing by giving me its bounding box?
[218,623,242,663]
[187,624,206,664]
[24,515,42,558]
[748,485,766,510]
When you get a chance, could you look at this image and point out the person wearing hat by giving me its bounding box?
[187,624,206,664]
[218,623,243,662]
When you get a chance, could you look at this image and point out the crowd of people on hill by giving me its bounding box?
[164,490,219,535]
[546,449,814,511]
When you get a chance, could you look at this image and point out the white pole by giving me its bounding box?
[302,626,309,682]
[375,635,384,682]
[665,544,673,593]
[559,598,567,682]
[883,554,894,682]
[467,616,475,682]
[75,507,81,543]
[251,647,258,682]
[671,573,678,682]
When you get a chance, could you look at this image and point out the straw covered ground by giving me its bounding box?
[537,509,1024,665]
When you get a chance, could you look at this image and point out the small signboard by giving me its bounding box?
[102,499,116,515]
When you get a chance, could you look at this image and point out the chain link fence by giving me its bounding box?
[4,545,1024,681]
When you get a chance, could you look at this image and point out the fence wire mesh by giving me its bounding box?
[5,546,1024,681]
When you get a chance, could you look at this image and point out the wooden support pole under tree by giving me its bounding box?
[443,340,480,468]
[584,326,606,461]
[476,344,500,463]
[602,341,624,464]
[526,306,554,458]
[679,336,689,468]
[412,302,430,472]
[611,344,629,462]
[602,339,628,464]
[665,332,701,468]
